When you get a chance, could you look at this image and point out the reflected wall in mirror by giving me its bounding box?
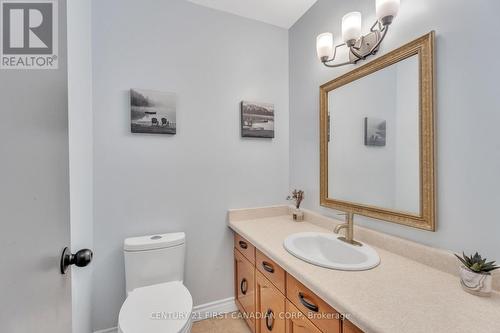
[320,32,435,231]
[328,54,420,215]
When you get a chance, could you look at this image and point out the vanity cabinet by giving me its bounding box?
[256,249,286,294]
[285,300,322,333]
[255,270,286,333]
[286,275,341,333]
[235,248,256,332]
[234,233,361,333]
[342,320,363,333]
[235,233,256,264]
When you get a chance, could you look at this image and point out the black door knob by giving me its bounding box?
[60,247,93,274]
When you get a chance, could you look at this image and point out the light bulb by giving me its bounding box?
[316,32,334,61]
[342,12,362,45]
[376,0,400,25]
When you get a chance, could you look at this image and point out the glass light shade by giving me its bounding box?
[316,32,334,60]
[342,12,362,43]
[376,0,400,20]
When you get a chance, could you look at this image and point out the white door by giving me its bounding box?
[0,3,74,332]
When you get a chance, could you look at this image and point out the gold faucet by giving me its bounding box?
[334,212,362,247]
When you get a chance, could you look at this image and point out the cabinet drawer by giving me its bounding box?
[286,275,341,333]
[256,249,286,294]
[235,233,256,265]
[343,320,364,333]
[235,249,255,332]
[285,300,322,333]
[256,271,286,333]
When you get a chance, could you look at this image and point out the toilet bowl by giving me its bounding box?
[119,232,193,333]
[118,281,193,333]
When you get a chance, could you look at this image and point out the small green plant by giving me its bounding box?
[455,252,500,274]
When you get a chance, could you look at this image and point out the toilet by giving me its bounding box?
[118,232,193,333]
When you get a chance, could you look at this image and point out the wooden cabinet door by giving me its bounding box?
[256,249,286,294]
[285,300,322,333]
[286,275,341,333]
[235,233,256,264]
[235,249,255,332]
[343,320,364,333]
[256,271,286,333]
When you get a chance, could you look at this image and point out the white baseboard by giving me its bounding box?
[192,297,237,322]
[94,327,117,333]
[93,297,237,332]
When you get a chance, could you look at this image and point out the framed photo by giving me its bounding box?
[364,117,386,146]
[240,101,275,138]
[131,89,176,135]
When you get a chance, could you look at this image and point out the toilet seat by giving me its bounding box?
[118,281,193,333]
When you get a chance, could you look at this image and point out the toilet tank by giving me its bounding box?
[124,232,186,294]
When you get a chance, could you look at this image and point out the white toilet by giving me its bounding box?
[118,232,193,333]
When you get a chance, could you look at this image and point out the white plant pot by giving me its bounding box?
[292,209,304,222]
[459,266,492,297]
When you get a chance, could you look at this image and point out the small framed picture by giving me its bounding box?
[241,101,275,138]
[131,89,176,135]
[364,117,386,146]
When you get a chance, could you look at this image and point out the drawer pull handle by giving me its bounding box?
[265,309,274,331]
[239,241,248,249]
[299,292,319,312]
[262,261,275,273]
[240,278,248,295]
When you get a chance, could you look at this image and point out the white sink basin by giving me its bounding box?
[283,232,380,271]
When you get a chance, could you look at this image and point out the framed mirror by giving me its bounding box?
[320,32,436,231]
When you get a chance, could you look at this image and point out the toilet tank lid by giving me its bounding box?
[124,232,185,251]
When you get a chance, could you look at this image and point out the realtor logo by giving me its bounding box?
[0,0,58,69]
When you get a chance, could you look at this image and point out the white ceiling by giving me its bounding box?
[185,0,318,29]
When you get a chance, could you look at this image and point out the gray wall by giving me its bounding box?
[91,0,289,330]
[290,0,500,261]
[68,1,93,333]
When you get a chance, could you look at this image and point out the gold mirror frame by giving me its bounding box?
[320,31,436,231]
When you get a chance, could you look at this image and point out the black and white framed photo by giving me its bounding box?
[131,89,176,135]
[364,117,386,146]
[240,101,275,138]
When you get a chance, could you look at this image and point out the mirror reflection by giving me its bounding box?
[327,54,420,215]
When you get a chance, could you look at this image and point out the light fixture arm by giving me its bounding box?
[322,43,353,68]
[321,20,391,68]
[322,59,354,68]
[350,23,389,60]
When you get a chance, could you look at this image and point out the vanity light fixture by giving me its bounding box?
[316,0,400,68]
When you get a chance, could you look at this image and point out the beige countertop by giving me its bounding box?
[228,208,500,333]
